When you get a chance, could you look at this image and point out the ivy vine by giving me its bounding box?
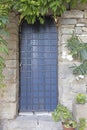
[67,34,87,75]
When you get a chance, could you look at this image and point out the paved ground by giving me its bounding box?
[3,115,63,130]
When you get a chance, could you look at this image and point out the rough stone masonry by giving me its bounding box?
[0,9,87,130]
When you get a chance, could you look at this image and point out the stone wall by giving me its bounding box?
[58,10,87,110]
[0,12,19,119]
[0,10,87,120]
[73,103,87,130]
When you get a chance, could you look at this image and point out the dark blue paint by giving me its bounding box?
[19,17,58,112]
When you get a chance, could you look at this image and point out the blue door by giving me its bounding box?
[19,17,58,112]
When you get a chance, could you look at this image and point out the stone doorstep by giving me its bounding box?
[2,115,63,130]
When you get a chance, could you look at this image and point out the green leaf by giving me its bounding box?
[39,17,44,24]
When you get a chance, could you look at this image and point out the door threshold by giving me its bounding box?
[19,112,52,116]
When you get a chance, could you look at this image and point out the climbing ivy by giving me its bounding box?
[1,0,87,24]
[0,1,9,87]
[67,34,87,75]
[14,0,68,24]
[11,0,87,24]
[0,0,87,23]
[0,0,87,86]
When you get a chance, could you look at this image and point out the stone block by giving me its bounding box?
[60,100,73,111]
[1,102,17,119]
[4,50,18,60]
[7,40,18,51]
[3,68,17,83]
[7,40,19,50]
[9,34,18,41]
[76,23,85,27]
[9,17,19,25]
[6,23,18,30]
[61,28,74,34]
[2,35,19,46]
[61,25,75,28]
[73,103,87,120]
[61,19,77,25]
[73,103,87,130]
[5,60,17,68]
[79,35,87,43]
[62,10,84,18]
[75,27,82,34]
[71,84,86,93]
[61,91,75,100]
[59,62,74,79]
[8,28,18,36]
[84,10,87,18]
[78,18,87,24]
[82,27,87,32]
[1,83,17,102]
[61,35,72,43]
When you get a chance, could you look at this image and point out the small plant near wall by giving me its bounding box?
[66,33,87,77]
[78,118,86,130]
[52,104,73,122]
[52,104,87,130]
[75,93,87,104]
[52,104,77,130]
